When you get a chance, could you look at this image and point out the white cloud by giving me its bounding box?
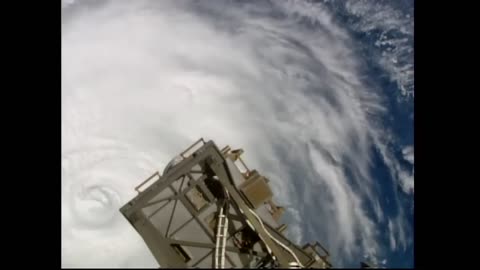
[62,0,412,267]
[399,145,414,194]
[62,0,75,7]
[388,219,397,251]
[387,215,410,253]
[402,145,414,164]
[285,207,303,245]
[398,167,414,195]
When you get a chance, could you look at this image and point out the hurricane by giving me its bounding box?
[62,0,414,267]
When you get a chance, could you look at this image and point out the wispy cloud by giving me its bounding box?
[266,0,414,99]
[402,145,414,164]
[62,0,412,267]
[388,219,397,250]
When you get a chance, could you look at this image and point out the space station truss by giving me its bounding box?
[120,138,332,268]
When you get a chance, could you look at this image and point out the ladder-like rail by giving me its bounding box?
[214,206,229,269]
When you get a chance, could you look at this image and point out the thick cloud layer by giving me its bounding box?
[62,0,413,267]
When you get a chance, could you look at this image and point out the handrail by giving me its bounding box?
[135,172,161,193]
[237,157,251,176]
[180,138,206,158]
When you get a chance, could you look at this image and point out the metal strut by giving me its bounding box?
[214,204,229,269]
